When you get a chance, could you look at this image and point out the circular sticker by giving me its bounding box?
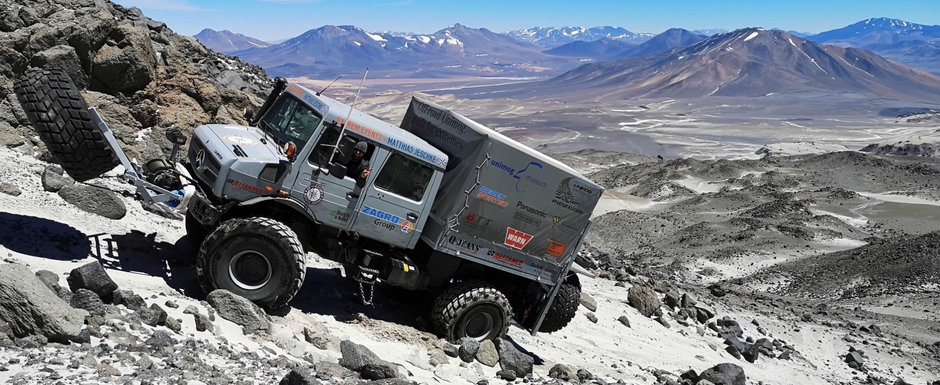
[224,135,256,145]
[400,221,414,234]
[304,183,325,205]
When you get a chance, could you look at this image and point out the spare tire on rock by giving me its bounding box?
[13,68,118,181]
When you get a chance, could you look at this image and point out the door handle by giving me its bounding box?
[407,213,418,222]
[347,192,359,199]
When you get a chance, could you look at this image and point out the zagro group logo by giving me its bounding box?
[361,205,401,224]
[477,186,509,207]
[504,227,533,250]
[489,160,547,192]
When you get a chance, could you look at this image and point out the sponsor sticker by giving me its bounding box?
[227,179,263,194]
[374,219,397,231]
[477,186,509,208]
[504,227,533,250]
[448,235,482,255]
[304,183,325,205]
[489,160,547,192]
[401,221,414,234]
[361,205,402,224]
[223,136,255,145]
[331,207,350,222]
[547,239,566,257]
[551,216,562,227]
[488,250,523,267]
[552,178,585,214]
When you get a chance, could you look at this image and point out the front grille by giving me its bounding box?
[190,140,221,185]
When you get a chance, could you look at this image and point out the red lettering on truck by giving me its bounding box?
[504,227,533,250]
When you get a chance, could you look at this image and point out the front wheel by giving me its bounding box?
[196,217,306,310]
[431,280,513,343]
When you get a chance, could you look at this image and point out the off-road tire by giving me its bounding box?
[13,69,118,181]
[185,210,210,246]
[534,283,580,333]
[431,280,513,342]
[196,217,306,310]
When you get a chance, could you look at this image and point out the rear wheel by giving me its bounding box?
[431,280,513,342]
[13,68,118,181]
[533,283,580,333]
[196,217,306,310]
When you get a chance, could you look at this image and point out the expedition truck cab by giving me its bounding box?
[14,69,603,343]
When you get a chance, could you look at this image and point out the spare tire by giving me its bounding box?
[13,68,118,181]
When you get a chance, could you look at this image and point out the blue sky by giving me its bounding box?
[112,0,940,41]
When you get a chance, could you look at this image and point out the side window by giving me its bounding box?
[374,153,433,201]
[308,126,371,172]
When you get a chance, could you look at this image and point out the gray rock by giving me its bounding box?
[206,289,271,332]
[579,292,597,312]
[627,284,662,317]
[496,338,534,377]
[145,330,176,349]
[695,307,715,324]
[314,361,355,380]
[112,289,146,310]
[428,349,449,367]
[91,24,157,92]
[58,184,127,220]
[681,293,697,309]
[496,369,517,381]
[699,363,746,385]
[548,364,577,381]
[0,182,21,196]
[34,270,61,292]
[586,312,598,323]
[338,340,398,379]
[443,343,458,358]
[279,368,319,385]
[164,300,178,309]
[618,315,631,328]
[845,351,865,368]
[475,339,498,367]
[303,327,331,350]
[457,337,480,363]
[137,303,167,326]
[164,317,182,333]
[67,261,118,301]
[656,316,671,328]
[193,313,212,332]
[0,263,87,342]
[577,368,594,381]
[31,45,87,88]
[742,343,760,363]
[664,290,681,309]
[69,288,105,316]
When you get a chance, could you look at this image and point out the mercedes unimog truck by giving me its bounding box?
[14,69,604,342]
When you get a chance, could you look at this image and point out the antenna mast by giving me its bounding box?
[327,68,369,165]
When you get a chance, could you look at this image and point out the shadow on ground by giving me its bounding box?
[0,212,91,260]
[89,229,202,298]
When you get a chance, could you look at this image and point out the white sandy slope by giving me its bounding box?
[0,145,935,384]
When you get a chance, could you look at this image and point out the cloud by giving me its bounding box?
[113,0,213,11]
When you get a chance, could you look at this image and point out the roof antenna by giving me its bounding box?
[317,75,342,96]
[327,68,369,166]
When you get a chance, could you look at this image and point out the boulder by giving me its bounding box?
[0,263,87,342]
[145,330,176,349]
[279,368,319,385]
[91,24,157,92]
[475,339,498,367]
[58,184,127,220]
[618,315,631,328]
[69,288,105,316]
[681,293,697,309]
[428,349,449,367]
[34,270,61,292]
[30,45,86,88]
[627,284,661,317]
[695,307,715,324]
[496,338,534,377]
[41,165,73,192]
[111,289,146,310]
[549,364,577,381]
[579,292,597,312]
[67,261,118,301]
[457,337,480,363]
[193,313,212,332]
[338,340,398,380]
[585,312,598,323]
[0,182,21,196]
[137,303,167,327]
[698,363,746,385]
[206,290,272,332]
[845,350,865,369]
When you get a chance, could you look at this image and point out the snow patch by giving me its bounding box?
[744,31,759,41]
[365,32,386,42]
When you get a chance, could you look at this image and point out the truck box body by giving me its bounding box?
[400,97,604,285]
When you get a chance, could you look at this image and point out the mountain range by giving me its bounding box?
[193,28,270,53]
[458,28,940,101]
[806,17,940,74]
[504,26,654,48]
[544,28,708,61]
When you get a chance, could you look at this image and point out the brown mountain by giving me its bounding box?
[468,28,940,101]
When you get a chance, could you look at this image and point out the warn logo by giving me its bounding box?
[504,227,533,250]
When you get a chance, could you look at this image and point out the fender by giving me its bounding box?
[237,196,319,224]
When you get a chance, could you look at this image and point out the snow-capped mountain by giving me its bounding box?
[193,28,270,53]
[472,28,940,101]
[544,28,706,61]
[505,26,653,48]
[808,17,940,46]
[231,24,579,78]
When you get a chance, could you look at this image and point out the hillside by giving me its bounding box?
[194,28,270,53]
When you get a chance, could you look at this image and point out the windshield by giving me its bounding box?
[259,95,323,150]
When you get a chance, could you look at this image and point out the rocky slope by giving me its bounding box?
[0,0,271,162]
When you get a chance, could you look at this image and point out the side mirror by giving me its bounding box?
[243,107,256,122]
[328,163,347,179]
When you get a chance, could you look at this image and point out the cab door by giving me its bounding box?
[349,149,439,248]
[289,127,363,230]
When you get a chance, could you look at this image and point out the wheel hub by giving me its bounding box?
[229,250,272,290]
[461,304,501,340]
